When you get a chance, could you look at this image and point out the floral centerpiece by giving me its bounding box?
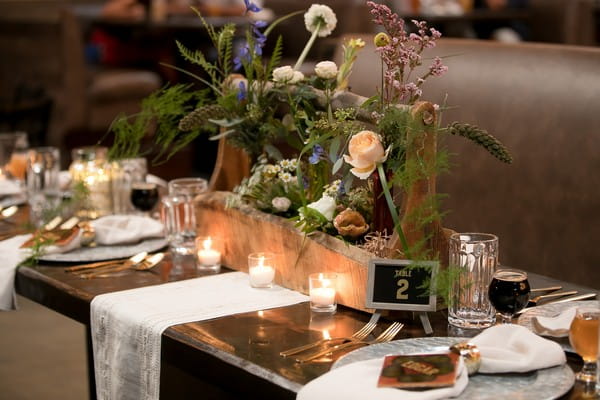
[109,1,511,306]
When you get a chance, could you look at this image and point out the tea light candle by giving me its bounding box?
[309,273,338,313]
[248,252,275,288]
[195,236,222,273]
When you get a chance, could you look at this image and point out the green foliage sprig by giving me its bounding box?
[446,122,513,164]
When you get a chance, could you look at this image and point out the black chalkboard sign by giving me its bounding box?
[365,259,438,311]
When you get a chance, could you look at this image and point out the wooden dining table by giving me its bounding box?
[4,207,598,400]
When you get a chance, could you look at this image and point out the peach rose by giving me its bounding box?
[343,130,387,179]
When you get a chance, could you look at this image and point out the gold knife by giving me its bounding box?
[517,293,597,315]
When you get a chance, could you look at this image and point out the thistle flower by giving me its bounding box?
[304,4,337,38]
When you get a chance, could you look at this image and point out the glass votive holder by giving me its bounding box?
[195,236,222,273]
[248,252,276,288]
[309,273,337,313]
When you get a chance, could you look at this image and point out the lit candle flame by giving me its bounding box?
[322,330,331,340]
[258,255,265,268]
[203,237,212,250]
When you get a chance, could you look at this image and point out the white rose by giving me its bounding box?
[272,196,291,212]
[289,70,304,84]
[315,61,338,80]
[272,66,295,83]
[307,195,336,221]
[304,4,337,38]
[343,130,388,179]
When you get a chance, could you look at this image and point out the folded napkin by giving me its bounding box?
[532,307,577,337]
[0,178,22,196]
[90,214,164,245]
[297,357,468,400]
[0,215,164,310]
[469,324,566,373]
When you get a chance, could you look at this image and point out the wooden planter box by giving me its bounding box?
[195,191,374,313]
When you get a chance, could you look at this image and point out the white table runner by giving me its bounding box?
[91,271,309,400]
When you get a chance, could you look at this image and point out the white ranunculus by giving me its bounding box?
[289,70,305,84]
[315,61,338,79]
[272,66,295,83]
[307,195,336,221]
[304,4,337,38]
[272,197,291,212]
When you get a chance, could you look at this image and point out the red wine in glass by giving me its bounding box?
[130,182,159,213]
[488,269,531,323]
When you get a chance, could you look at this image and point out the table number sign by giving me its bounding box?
[366,259,438,334]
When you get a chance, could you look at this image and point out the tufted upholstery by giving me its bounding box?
[333,36,600,287]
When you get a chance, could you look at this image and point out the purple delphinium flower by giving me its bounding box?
[244,0,261,13]
[309,145,325,164]
[237,81,247,102]
[233,44,251,71]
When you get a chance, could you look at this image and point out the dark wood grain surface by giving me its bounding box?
[5,208,598,399]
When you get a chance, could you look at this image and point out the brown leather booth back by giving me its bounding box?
[334,37,600,287]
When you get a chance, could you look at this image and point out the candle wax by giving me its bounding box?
[310,287,336,307]
[249,265,275,287]
[197,248,221,266]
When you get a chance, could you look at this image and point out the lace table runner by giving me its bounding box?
[91,271,309,400]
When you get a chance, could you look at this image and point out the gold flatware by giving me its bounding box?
[530,286,562,293]
[65,251,148,273]
[517,293,597,315]
[44,216,62,231]
[526,290,578,307]
[81,252,165,279]
[280,312,381,357]
[296,322,404,363]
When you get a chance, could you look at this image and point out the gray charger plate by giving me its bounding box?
[518,300,599,353]
[333,336,574,400]
[38,238,168,262]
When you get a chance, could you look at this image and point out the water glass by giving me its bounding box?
[448,233,498,329]
[0,131,28,180]
[161,177,208,255]
[26,146,61,226]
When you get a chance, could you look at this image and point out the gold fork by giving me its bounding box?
[280,312,381,357]
[296,322,404,363]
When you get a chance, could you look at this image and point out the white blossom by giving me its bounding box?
[289,70,305,84]
[307,195,336,221]
[315,61,338,79]
[272,66,295,83]
[304,4,337,38]
[272,197,291,212]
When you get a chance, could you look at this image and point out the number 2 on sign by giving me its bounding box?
[396,279,409,300]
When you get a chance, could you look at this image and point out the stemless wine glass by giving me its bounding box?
[130,182,159,215]
[488,268,531,323]
[569,306,600,384]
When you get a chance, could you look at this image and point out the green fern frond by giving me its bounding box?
[266,35,284,78]
[446,122,513,164]
[217,24,236,77]
[175,40,218,85]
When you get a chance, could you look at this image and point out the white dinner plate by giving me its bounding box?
[38,238,168,262]
[333,336,574,400]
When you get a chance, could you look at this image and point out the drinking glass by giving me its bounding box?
[448,233,498,329]
[161,177,208,255]
[569,306,600,384]
[130,182,159,214]
[26,147,61,226]
[488,268,530,323]
[0,131,28,180]
[111,157,148,214]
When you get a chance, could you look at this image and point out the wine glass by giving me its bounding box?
[130,182,159,216]
[488,268,531,323]
[569,306,599,384]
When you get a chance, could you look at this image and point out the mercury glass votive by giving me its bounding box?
[195,236,222,273]
[309,273,337,313]
[248,252,276,288]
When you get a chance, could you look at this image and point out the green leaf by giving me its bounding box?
[328,135,341,162]
[332,157,344,175]
[264,144,283,161]
[209,129,235,141]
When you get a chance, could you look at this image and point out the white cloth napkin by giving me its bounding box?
[297,358,468,400]
[532,307,577,337]
[0,178,22,196]
[0,215,164,310]
[90,215,164,245]
[469,324,566,373]
[91,271,309,400]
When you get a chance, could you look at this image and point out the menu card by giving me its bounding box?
[377,352,460,389]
